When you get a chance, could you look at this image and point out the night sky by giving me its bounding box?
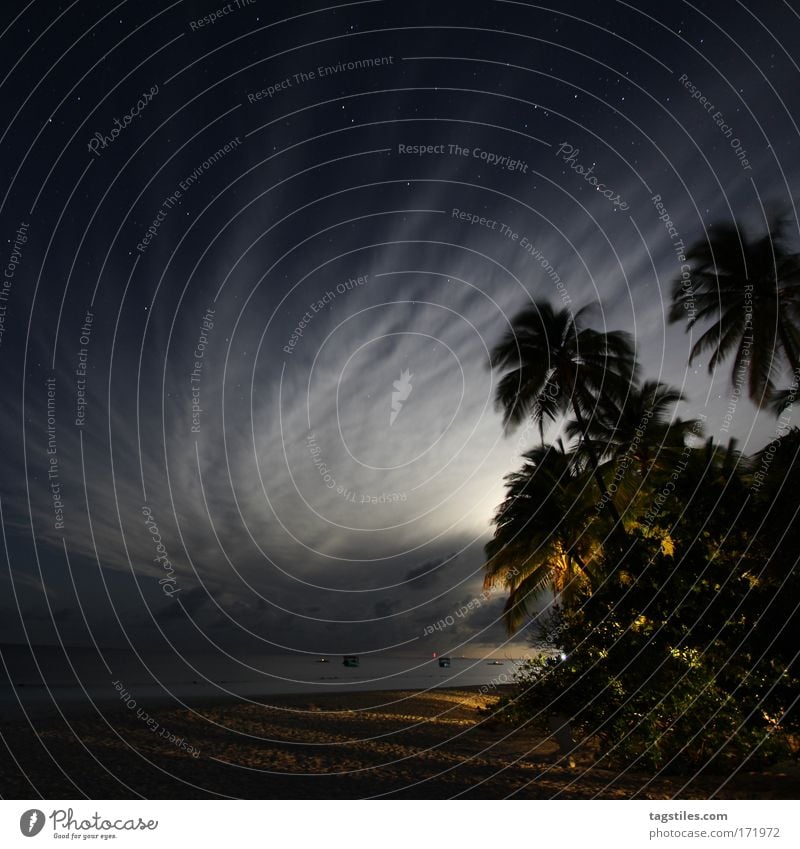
[1,0,798,658]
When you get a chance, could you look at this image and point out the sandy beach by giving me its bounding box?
[1,687,797,799]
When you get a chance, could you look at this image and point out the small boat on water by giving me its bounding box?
[438,657,451,668]
[487,660,504,665]
[342,655,360,667]
[315,657,329,663]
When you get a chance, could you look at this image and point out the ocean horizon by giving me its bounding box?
[0,643,532,716]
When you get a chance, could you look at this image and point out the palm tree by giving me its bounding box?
[490,301,639,527]
[483,441,604,631]
[669,213,800,405]
[565,379,701,495]
[750,426,800,498]
[766,385,799,417]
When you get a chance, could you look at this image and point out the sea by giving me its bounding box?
[0,643,529,717]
